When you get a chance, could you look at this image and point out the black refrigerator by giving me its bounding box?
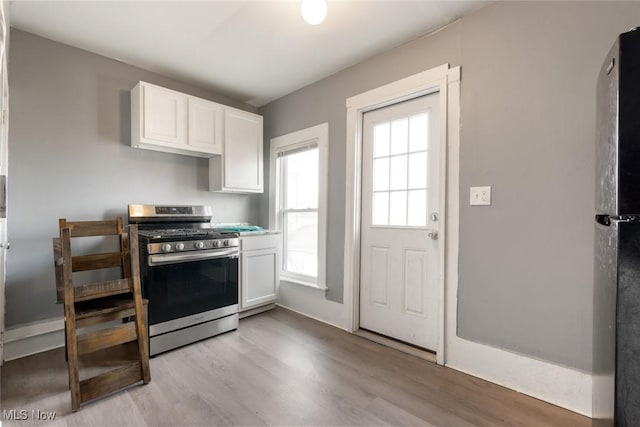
[593,27,640,426]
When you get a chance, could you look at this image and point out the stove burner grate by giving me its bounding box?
[137,228,238,240]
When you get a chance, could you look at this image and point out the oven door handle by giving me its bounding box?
[148,248,239,266]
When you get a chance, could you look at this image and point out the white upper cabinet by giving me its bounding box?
[142,83,186,146]
[225,108,263,192]
[188,97,223,155]
[209,107,264,193]
[132,81,264,193]
[131,81,223,158]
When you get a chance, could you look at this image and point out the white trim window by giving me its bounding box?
[269,123,328,290]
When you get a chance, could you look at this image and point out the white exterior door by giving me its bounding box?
[359,92,440,350]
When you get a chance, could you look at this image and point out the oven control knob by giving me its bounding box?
[162,244,172,253]
[176,243,185,251]
[195,241,205,249]
[212,240,220,248]
[223,240,230,247]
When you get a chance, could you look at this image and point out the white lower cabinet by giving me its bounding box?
[239,234,280,311]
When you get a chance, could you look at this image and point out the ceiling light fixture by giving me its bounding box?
[301,0,327,25]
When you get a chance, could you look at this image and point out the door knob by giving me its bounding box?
[427,231,439,240]
[0,241,9,249]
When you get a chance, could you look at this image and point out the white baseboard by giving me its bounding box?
[276,281,350,331]
[239,303,276,319]
[275,303,350,333]
[3,317,65,362]
[446,335,592,417]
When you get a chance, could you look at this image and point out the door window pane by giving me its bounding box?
[369,108,431,228]
[409,113,428,152]
[390,118,408,155]
[374,122,390,157]
[389,191,407,225]
[389,154,408,190]
[372,192,389,225]
[408,152,427,189]
[373,158,389,191]
[285,211,318,276]
[407,190,427,226]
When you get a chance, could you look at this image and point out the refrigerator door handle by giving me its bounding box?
[606,58,615,75]
[596,214,611,226]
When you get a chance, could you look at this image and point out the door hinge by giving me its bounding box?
[2,109,6,125]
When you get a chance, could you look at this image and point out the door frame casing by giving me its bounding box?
[0,0,9,365]
[343,64,460,365]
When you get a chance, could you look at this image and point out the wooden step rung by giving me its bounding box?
[65,220,121,238]
[74,279,132,302]
[79,361,142,404]
[76,305,137,329]
[77,323,137,355]
[75,298,147,326]
[72,252,122,272]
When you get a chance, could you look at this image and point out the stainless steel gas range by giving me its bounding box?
[128,204,239,356]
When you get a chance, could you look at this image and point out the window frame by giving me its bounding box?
[269,123,328,290]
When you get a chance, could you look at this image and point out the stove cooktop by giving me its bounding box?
[138,228,239,241]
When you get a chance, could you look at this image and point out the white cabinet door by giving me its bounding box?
[241,248,278,310]
[132,82,222,157]
[223,108,263,192]
[188,97,222,155]
[142,84,186,146]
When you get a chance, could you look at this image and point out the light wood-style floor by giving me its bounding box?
[1,307,590,426]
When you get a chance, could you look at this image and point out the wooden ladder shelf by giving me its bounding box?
[53,217,151,411]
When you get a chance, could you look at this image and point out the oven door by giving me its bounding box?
[141,252,238,333]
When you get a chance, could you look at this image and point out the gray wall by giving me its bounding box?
[259,19,461,303]
[6,29,260,327]
[259,1,640,371]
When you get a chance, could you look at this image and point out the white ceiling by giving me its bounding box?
[10,1,488,107]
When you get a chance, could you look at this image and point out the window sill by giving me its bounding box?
[280,276,328,291]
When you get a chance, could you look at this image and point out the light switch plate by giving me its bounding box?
[470,186,491,206]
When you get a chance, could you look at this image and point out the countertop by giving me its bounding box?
[236,230,281,236]
[210,224,281,236]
